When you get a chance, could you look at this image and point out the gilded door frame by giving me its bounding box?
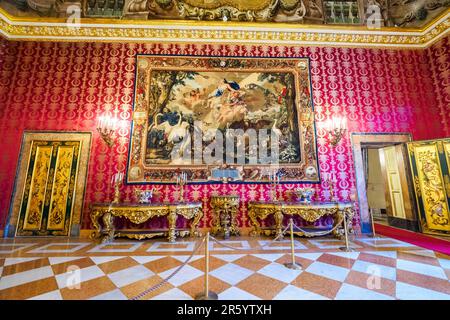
[351,133,413,233]
[5,131,92,238]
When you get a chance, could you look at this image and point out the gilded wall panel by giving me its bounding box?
[21,144,53,231]
[10,133,90,237]
[47,145,77,231]
[408,139,450,234]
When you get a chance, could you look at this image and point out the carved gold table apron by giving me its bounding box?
[90,202,203,243]
[210,195,240,238]
[248,201,354,239]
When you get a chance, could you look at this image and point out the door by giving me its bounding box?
[379,145,408,219]
[407,139,450,235]
[15,140,81,236]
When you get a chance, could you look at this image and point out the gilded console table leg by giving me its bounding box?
[90,209,103,240]
[168,210,178,243]
[101,211,114,243]
[190,207,203,237]
[230,205,240,236]
[274,209,284,240]
[211,208,221,235]
[248,207,261,236]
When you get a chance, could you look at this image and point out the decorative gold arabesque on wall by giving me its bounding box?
[127,55,319,183]
[407,138,450,236]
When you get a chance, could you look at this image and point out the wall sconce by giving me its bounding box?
[324,116,347,147]
[97,115,118,147]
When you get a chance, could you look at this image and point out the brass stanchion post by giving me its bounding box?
[195,232,218,300]
[370,208,377,238]
[284,219,302,270]
[339,211,355,252]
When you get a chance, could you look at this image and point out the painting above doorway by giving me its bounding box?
[127,55,319,183]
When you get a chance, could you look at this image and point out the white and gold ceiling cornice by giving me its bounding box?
[0,7,448,48]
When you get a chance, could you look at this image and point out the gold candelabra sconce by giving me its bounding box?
[324,116,347,147]
[111,171,124,203]
[176,172,187,202]
[97,114,118,147]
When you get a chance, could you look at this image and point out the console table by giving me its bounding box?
[90,202,203,243]
[247,201,354,239]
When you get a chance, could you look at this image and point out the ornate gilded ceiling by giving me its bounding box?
[0,0,448,46]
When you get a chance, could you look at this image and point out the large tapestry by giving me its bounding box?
[127,55,319,183]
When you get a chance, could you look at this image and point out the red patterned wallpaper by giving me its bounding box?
[427,36,450,137]
[0,38,448,233]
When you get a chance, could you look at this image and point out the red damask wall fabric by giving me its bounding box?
[427,37,450,137]
[0,37,448,233]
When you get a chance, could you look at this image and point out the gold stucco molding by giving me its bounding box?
[0,7,448,48]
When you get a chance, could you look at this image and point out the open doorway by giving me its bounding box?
[352,133,418,234]
[365,148,388,225]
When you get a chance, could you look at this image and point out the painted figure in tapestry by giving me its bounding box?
[145,70,301,165]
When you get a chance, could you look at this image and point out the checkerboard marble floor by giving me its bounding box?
[0,235,449,300]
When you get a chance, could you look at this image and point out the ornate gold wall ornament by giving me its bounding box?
[0,6,448,47]
[90,202,203,242]
[210,195,240,238]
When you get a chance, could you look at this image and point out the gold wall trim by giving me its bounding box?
[0,7,448,48]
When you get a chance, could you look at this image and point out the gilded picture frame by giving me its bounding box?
[127,55,319,184]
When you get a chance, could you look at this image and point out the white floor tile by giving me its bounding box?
[397,259,447,279]
[4,257,42,266]
[210,240,251,251]
[306,261,349,282]
[358,238,414,248]
[438,258,450,270]
[327,251,360,259]
[212,254,245,262]
[0,243,36,254]
[295,253,323,261]
[352,260,397,281]
[152,288,193,300]
[364,251,397,259]
[251,254,284,262]
[396,282,450,300]
[107,265,154,288]
[29,243,90,253]
[172,255,203,263]
[219,287,260,300]
[88,242,142,253]
[0,266,54,290]
[28,290,63,300]
[258,240,308,250]
[210,263,253,285]
[274,285,329,300]
[48,257,86,265]
[335,283,394,300]
[148,241,196,252]
[257,262,302,283]
[90,256,125,264]
[56,265,104,289]
[159,265,203,287]
[90,288,128,300]
[130,256,167,264]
